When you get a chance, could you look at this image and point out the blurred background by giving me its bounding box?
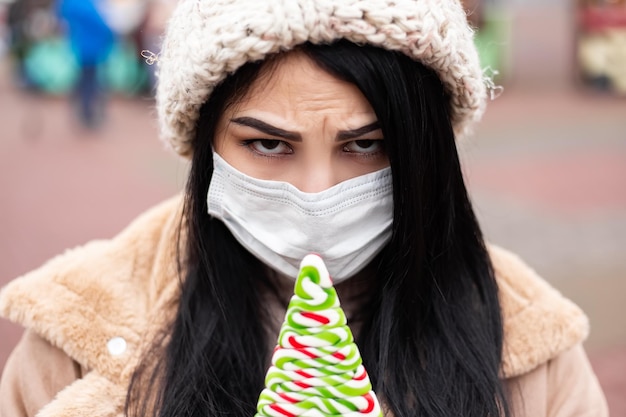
[0,0,624,413]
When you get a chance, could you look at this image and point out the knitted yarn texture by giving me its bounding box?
[157,0,486,158]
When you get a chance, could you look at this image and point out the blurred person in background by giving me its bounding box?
[57,0,114,129]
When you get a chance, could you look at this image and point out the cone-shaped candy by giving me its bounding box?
[256,254,383,417]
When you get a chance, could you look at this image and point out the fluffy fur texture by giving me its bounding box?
[0,196,589,416]
[156,0,487,157]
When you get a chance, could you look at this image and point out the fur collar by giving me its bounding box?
[0,196,588,416]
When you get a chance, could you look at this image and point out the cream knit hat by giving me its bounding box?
[156,0,487,158]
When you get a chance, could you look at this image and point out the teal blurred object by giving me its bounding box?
[23,38,79,95]
[21,37,148,96]
[101,40,148,95]
[474,8,511,83]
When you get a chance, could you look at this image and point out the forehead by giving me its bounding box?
[231,50,374,115]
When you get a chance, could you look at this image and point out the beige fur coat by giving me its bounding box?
[0,196,608,416]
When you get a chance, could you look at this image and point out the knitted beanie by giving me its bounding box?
[156,0,486,158]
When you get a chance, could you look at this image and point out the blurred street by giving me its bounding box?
[462,86,626,415]
[1,3,626,414]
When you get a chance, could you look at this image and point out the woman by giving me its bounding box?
[0,0,607,416]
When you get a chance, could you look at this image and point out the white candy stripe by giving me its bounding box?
[280,361,358,374]
[259,398,356,415]
[342,393,373,410]
[299,254,332,288]
[272,348,361,366]
[277,381,370,398]
[272,348,322,364]
[343,377,373,389]
[275,358,327,370]
[260,390,380,415]
[280,328,350,348]
[266,375,356,391]
[280,376,370,393]
[265,366,328,380]
[284,325,350,337]
[299,278,334,307]
[266,365,365,389]
[300,409,327,417]
[272,355,357,371]
[272,376,349,390]
[257,388,307,405]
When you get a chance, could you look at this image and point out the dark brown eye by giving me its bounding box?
[344,140,384,154]
[259,140,281,150]
[245,139,293,156]
[355,140,375,149]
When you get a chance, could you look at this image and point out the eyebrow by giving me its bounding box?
[336,121,381,141]
[230,117,381,142]
[231,117,301,141]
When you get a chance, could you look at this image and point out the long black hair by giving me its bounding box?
[127,40,510,417]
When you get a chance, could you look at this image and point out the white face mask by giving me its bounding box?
[207,153,394,282]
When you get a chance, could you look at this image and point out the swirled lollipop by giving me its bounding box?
[256,254,383,417]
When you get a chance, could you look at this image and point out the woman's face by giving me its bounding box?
[213,51,389,193]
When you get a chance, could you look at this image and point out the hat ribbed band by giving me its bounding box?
[156,0,487,158]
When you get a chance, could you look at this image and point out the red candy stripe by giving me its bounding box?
[362,393,375,414]
[278,392,299,403]
[287,336,306,348]
[294,381,311,389]
[300,311,331,325]
[269,404,296,417]
[291,347,318,359]
[296,370,314,378]
[354,368,367,381]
